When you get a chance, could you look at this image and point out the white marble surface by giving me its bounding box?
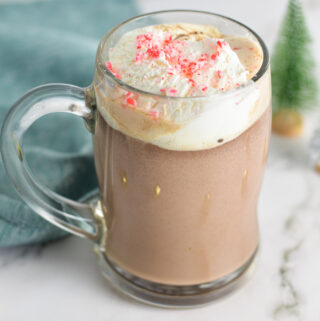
[1,0,320,320]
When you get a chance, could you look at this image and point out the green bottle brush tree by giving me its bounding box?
[271,0,317,137]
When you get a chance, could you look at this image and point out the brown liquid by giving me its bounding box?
[93,104,271,285]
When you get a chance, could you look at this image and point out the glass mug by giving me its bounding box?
[0,10,271,307]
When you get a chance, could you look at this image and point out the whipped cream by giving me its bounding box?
[95,23,268,151]
[108,24,248,97]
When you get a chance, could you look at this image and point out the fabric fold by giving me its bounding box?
[0,0,138,247]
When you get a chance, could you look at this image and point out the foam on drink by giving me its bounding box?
[96,23,267,151]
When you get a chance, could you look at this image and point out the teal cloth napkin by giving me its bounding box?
[0,0,138,247]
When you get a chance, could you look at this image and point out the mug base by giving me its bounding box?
[95,246,258,308]
[81,189,258,308]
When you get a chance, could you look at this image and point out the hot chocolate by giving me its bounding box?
[93,23,271,285]
[0,10,272,306]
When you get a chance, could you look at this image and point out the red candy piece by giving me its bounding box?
[126,97,136,107]
[133,31,229,94]
[169,88,177,95]
[211,51,220,61]
[149,110,159,120]
[105,61,121,79]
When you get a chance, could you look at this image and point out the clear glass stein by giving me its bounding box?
[0,10,271,307]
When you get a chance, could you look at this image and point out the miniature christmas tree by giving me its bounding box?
[271,0,317,137]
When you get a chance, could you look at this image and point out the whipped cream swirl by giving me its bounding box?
[107,24,248,97]
[95,23,268,151]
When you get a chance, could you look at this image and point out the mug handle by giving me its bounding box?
[0,83,101,241]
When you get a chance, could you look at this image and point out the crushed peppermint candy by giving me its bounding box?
[107,24,249,105]
[106,61,121,79]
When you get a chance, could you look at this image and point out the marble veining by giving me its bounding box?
[273,180,312,320]
[269,163,320,321]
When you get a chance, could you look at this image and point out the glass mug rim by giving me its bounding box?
[96,9,270,100]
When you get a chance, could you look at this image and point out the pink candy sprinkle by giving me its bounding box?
[146,47,160,58]
[136,51,145,63]
[106,61,112,70]
[132,31,231,94]
[124,92,136,107]
[126,97,136,107]
[169,88,177,95]
[211,51,220,61]
[149,110,159,120]
[135,32,170,63]
[188,78,196,87]
[105,61,121,79]
[160,88,177,95]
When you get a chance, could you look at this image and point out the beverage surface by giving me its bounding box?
[95,23,268,151]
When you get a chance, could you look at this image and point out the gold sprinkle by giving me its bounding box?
[262,138,267,163]
[155,185,161,196]
[241,169,248,196]
[201,193,212,218]
[243,169,248,178]
[163,104,167,117]
[120,172,127,185]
